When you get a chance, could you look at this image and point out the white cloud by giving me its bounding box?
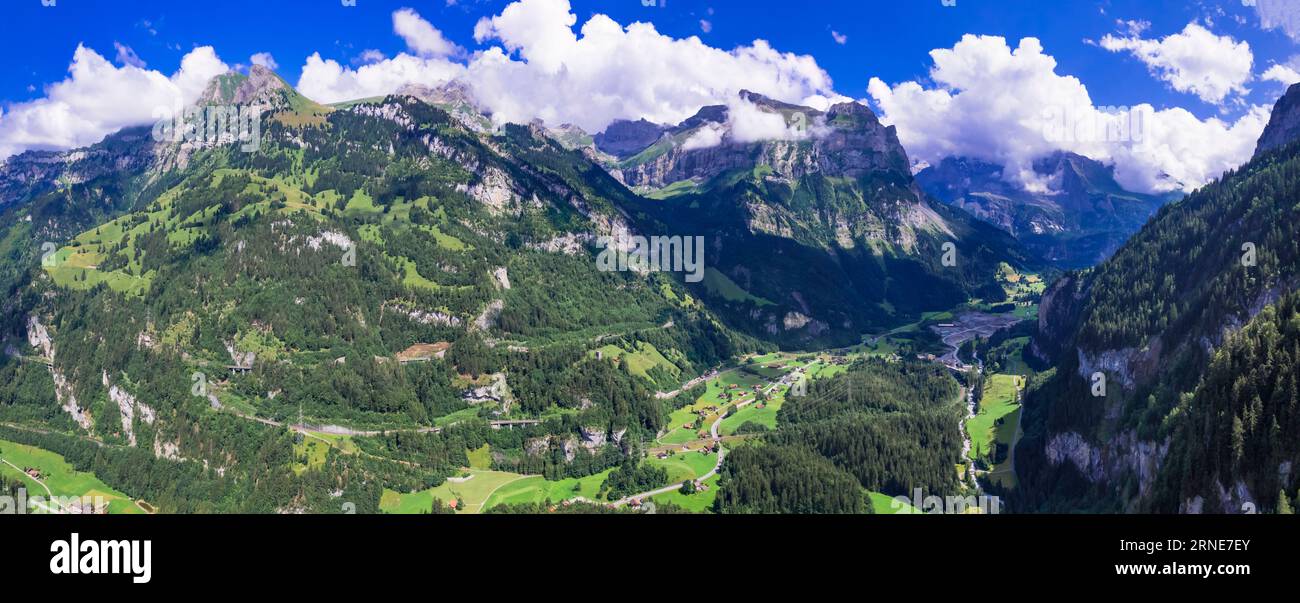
[1253,0,1300,43]
[799,93,854,112]
[1117,19,1151,37]
[1098,22,1253,105]
[681,123,724,150]
[297,52,464,104]
[700,20,713,34]
[298,0,835,133]
[868,34,1269,194]
[356,49,387,65]
[0,45,229,158]
[726,97,813,143]
[831,31,848,45]
[393,7,462,58]
[1263,64,1300,86]
[250,52,278,71]
[114,42,146,68]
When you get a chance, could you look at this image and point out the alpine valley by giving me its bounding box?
[2,59,1298,517]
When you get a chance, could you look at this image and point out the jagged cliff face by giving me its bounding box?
[0,126,160,211]
[916,152,1176,269]
[1256,83,1300,156]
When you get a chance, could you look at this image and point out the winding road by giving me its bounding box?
[614,412,729,506]
[614,359,813,506]
[1,457,63,513]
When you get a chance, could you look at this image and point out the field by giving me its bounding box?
[0,439,146,514]
[870,491,921,514]
[650,473,719,512]
[645,450,717,483]
[293,438,330,474]
[380,469,535,514]
[467,444,492,470]
[718,391,784,435]
[480,469,614,509]
[966,374,1024,484]
[701,267,775,306]
[592,341,681,382]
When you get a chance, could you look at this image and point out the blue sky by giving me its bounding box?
[4,0,1299,194]
[7,0,1297,115]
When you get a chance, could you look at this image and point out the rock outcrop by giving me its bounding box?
[1256,83,1300,156]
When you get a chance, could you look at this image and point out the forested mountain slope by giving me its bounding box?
[0,69,764,512]
[1017,87,1300,512]
[715,359,965,513]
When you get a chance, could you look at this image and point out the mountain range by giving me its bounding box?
[3,60,1299,514]
[916,153,1180,269]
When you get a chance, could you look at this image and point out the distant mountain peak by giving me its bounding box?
[593,118,670,159]
[390,80,493,132]
[396,80,480,110]
[198,65,286,105]
[195,64,328,120]
[915,152,1179,268]
[1256,83,1300,156]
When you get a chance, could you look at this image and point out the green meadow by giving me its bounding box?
[0,439,145,514]
[966,374,1023,478]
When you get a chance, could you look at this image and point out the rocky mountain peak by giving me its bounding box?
[396,80,481,110]
[593,118,669,158]
[197,64,293,108]
[1256,83,1300,156]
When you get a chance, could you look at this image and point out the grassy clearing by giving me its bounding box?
[592,341,680,381]
[0,439,145,514]
[719,391,784,435]
[869,491,921,514]
[966,374,1023,468]
[650,473,719,512]
[416,222,468,251]
[293,438,330,474]
[985,406,1022,489]
[380,469,533,514]
[467,444,492,470]
[644,450,717,483]
[701,267,774,306]
[480,469,614,510]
